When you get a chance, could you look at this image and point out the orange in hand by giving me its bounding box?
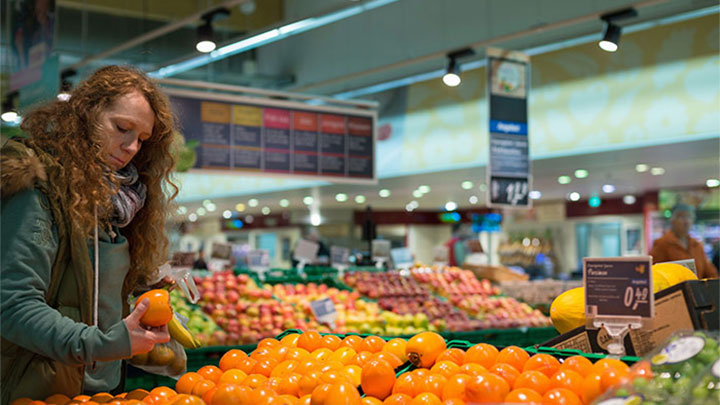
[136,289,172,327]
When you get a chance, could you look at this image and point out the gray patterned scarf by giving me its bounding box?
[110,164,147,228]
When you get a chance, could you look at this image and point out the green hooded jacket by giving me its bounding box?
[1,139,132,404]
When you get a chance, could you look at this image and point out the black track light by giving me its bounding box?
[196,7,231,53]
[598,8,637,53]
[442,48,475,87]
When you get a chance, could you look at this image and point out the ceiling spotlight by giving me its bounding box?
[188,213,198,222]
[379,189,391,198]
[574,169,589,179]
[623,195,637,205]
[442,48,474,87]
[478,183,487,192]
[418,185,431,194]
[1,92,19,123]
[261,206,271,215]
[222,210,232,219]
[248,198,259,207]
[177,206,187,215]
[635,164,649,172]
[598,23,621,52]
[205,203,217,212]
[602,184,615,193]
[354,195,366,204]
[245,215,254,224]
[598,8,636,53]
[279,198,289,207]
[303,196,314,205]
[558,175,572,185]
[197,207,207,216]
[196,7,230,53]
[529,190,542,200]
[568,192,581,202]
[706,179,720,188]
[650,167,665,176]
[335,193,348,202]
[461,181,474,190]
[469,195,479,204]
[413,190,423,198]
[444,201,458,211]
[235,203,246,211]
[310,213,321,226]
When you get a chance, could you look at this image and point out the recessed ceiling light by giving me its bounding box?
[222,210,232,219]
[706,179,720,188]
[409,200,419,208]
[197,207,207,216]
[206,203,216,212]
[635,164,649,173]
[310,213,321,226]
[303,196,314,205]
[574,169,589,178]
[279,199,290,207]
[444,201,458,211]
[235,203,246,212]
[623,195,637,205]
[248,198,259,207]
[469,195,479,204]
[602,184,615,193]
[188,213,198,222]
[379,189,391,198]
[478,183,487,192]
[405,203,415,212]
[354,195,366,204]
[529,190,542,200]
[461,181,474,190]
[245,215,254,224]
[568,192,581,201]
[177,206,187,215]
[202,199,212,207]
[261,206,271,215]
[413,190,423,198]
[335,193,348,202]
[650,167,665,176]
[418,185,431,194]
[558,176,572,185]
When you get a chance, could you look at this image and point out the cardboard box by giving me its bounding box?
[537,279,719,357]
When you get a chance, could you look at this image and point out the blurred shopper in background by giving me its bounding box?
[445,223,470,267]
[650,203,718,279]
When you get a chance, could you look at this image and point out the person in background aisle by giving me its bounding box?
[445,223,470,267]
[193,248,208,270]
[649,203,718,279]
[1,65,177,402]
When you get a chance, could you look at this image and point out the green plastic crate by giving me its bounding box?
[526,346,640,364]
[442,326,559,348]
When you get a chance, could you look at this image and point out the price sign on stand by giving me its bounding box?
[209,242,233,272]
[171,252,195,269]
[372,239,391,269]
[310,298,338,329]
[391,247,414,270]
[330,246,350,276]
[584,256,654,356]
[294,239,319,273]
[248,249,270,280]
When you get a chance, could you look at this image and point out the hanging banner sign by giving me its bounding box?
[486,48,531,208]
[168,89,377,183]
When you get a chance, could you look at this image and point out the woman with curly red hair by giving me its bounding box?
[1,65,178,401]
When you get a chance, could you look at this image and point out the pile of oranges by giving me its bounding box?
[9,387,202,405]
[12,330,640,405]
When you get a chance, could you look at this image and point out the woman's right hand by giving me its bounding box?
[124,298,170,356]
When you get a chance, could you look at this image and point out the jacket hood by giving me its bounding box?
[1,140,48,199]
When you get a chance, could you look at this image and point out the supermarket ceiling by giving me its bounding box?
[4,0,719,216]
[48,0,718,93]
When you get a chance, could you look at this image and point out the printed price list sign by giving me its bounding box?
[310,297,337,326]
[169,90,376,183]
[584,257,654,319]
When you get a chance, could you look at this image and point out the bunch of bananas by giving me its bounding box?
[168,314,202,349]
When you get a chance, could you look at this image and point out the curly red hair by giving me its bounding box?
[20,65,178,291]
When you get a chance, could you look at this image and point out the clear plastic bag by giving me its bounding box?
[128,338,187,378]
[594,330,720,404]
[683,357,720,405]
